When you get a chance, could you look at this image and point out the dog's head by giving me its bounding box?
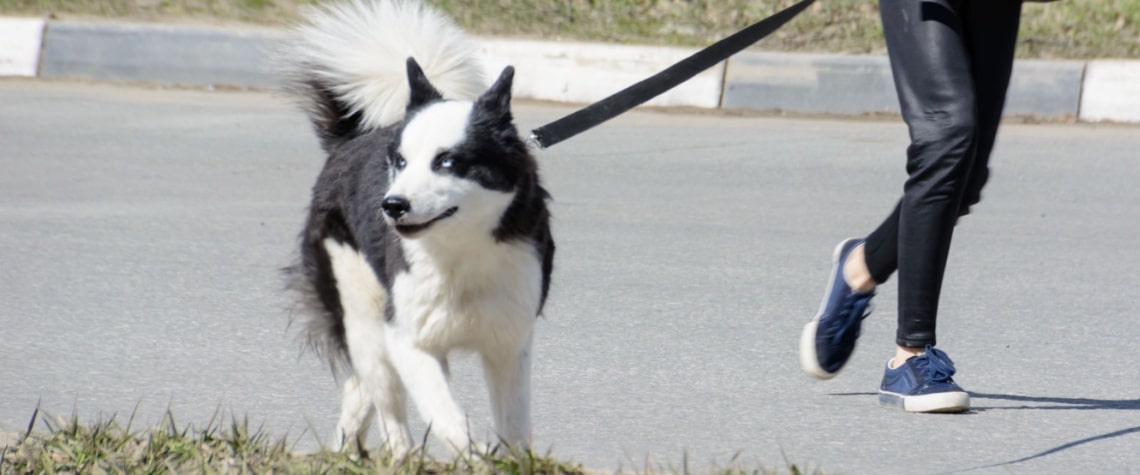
[381,58,531,242]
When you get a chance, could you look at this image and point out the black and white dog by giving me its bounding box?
[281,0,554,454]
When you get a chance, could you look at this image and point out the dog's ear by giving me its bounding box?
[406,57,443,111]
[474,66,514,123]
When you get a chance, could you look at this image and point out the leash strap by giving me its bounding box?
[528,0,815,149]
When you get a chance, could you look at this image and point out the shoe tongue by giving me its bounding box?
[916,347,956,382]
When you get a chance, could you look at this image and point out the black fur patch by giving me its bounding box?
[282,74,366,154]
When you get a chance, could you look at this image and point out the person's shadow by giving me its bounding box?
[968,392,1140,412]
[954,393,1140,472]
[830,391,1140,472]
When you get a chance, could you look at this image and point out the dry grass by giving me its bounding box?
[0,408,588,474]
[0,0,1136,58]
[0,408,822,474]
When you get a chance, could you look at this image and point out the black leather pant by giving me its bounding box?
[863,0,1023,348]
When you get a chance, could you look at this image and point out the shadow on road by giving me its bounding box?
[829,391,1140,412]
[829,392,1140,472]
[941,425,1140,474]
[967,392,1140,411]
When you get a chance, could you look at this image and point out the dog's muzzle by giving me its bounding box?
[389,206,459,237]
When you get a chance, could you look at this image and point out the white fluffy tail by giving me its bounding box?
[282,0,485,149]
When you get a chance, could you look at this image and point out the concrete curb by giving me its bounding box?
[0,17,45,77]
[722,51,897,116]
[39,21,285,88]
[1080,61,1140,123]
[477,38,724,109]
[2,17,1138,123]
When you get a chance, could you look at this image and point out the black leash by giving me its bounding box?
[528,0,815,150]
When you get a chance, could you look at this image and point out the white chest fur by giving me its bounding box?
[389,238,542,356]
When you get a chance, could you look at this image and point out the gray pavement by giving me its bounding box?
[1,79,1139,473]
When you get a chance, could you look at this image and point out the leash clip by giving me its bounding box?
[526,131,547,150]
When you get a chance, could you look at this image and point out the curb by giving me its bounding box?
[0,17,45,77]
[722,51,897,115]
[1080,61,1140,123]
[39,21,284,88]
[2,17,1138,123]
[477,38,724,109]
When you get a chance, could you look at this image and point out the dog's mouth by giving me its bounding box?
[393,207,458,237]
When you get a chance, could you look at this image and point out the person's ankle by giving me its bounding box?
[843,244,876,292]
[889,346,925,369]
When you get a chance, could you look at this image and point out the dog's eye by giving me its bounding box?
[434,153,454,171]
[391,154,407,170]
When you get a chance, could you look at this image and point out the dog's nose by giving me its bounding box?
[381,196,411,219]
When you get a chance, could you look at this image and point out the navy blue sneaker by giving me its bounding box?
[799,238,875,380]
[879,345,970,413]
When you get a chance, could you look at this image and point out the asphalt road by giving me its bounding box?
[2,79,1139,474]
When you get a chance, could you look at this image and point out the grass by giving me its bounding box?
[0,408,588,474]
[0,408,819,474]
[0,0,1136,59]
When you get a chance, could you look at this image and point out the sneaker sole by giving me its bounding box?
[878,390,970,413]
[798,239,859,380]
[799,320,835,380]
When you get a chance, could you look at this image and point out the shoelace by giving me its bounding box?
[914,345,957,383]
[827,292,874,346]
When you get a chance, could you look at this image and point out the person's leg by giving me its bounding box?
[958,0,1024,218]
[878,0,979,355]
[867,0,1023,355]
[799,0,1022,385]
[858,202,899,288]
[798,0,973,376]
[869,0,1022,412]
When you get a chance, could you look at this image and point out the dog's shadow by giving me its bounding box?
[830,391,1140,472]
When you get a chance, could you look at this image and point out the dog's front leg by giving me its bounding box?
[483,335,532,448]
[385,334,471,452]
[333,376,375,454]
[335,363,414,457]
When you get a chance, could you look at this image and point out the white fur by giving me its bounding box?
[289,0,486,129]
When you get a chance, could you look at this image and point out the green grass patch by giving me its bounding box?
[0,409,821,474]
[0,408,588,474]
[0,0,1136,59]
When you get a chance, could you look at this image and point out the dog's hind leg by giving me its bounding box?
[483,334,533,448]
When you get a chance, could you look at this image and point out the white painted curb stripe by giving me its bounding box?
[477,38,724,108]
[0,17,46,77]
[1079,60,1140,124]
